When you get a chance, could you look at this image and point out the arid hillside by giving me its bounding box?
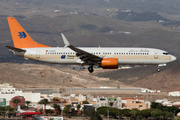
[0,63,127,89]
[0,61,179,92]
[96,60,180,92]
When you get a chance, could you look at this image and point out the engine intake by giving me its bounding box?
[101,58,118,69]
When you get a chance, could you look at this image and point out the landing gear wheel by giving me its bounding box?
[157,68,161,72]
[88,66,94,73]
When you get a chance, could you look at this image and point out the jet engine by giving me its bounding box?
[101,58,118,69]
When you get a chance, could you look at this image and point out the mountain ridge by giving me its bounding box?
[96,60,179,92]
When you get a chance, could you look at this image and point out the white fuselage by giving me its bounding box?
[14,47,176,66]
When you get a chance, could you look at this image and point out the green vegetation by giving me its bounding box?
[82,101,89,104]
[12,98,21,109]
[90,109,102,120]
[97,102,180,119]
[38,99,49,114]
[0,106,15,118]
[77,104,81,110]
[45,109,54,115]
[52,98,59,101]
[63,105,72,117]
[109,102,113,107]
[52,104,61,115]
[25,101,31,108]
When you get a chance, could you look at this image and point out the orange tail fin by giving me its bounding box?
[7,17,50,48]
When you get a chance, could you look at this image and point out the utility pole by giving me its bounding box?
[108,106,109,120]
[5,105,7,120]
[61,76,63,117]
[107,97,109,120]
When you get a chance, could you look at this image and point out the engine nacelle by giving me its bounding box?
[101,58,118,69]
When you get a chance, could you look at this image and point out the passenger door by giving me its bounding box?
[154,51,158,59]
[36,50,40,58]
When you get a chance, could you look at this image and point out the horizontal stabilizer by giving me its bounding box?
[5,46,26,52]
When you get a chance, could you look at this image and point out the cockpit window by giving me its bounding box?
[163,52,170,55]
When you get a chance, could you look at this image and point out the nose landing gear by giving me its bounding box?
[157,68,161,72]
[157,64,166,72]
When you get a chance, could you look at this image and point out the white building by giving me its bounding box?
[141,88,161,93]
[141,88,149,93]
[75,94,86,102]
[168,91,180,97]
[0,83,41,107]
[22,91,41,103]
[0,83,22,105]
[155,99,172,104]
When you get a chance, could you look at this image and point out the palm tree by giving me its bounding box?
[53,98,59,101]
[77,104,81,110]
[82,101,89,104]
[109,102,113,107]
[12,98,21,109]
[25,101,31,108]
[52,104,61,115]
[63,105,71,117]
[38,99,49,114]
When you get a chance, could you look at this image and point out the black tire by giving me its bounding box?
[88,66,94,73]
[157,68,161,72]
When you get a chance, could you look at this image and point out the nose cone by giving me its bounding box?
[171,55,176,61]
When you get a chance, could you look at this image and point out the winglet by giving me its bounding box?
[61,33,70,47]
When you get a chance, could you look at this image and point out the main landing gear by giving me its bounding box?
[88,66,94,73]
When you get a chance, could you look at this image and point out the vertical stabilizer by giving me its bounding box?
[7,17,50,48]
[17,105,25,113]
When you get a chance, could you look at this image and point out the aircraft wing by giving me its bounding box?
[68,45,102,62]
[61,33,102,63]
[5,46,26,52]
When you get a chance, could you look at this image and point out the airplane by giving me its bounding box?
[17,105,39,113]
[5,17,176,73]
[16,105,40,117]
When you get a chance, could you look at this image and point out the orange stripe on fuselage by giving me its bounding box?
[7,17,50,48]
